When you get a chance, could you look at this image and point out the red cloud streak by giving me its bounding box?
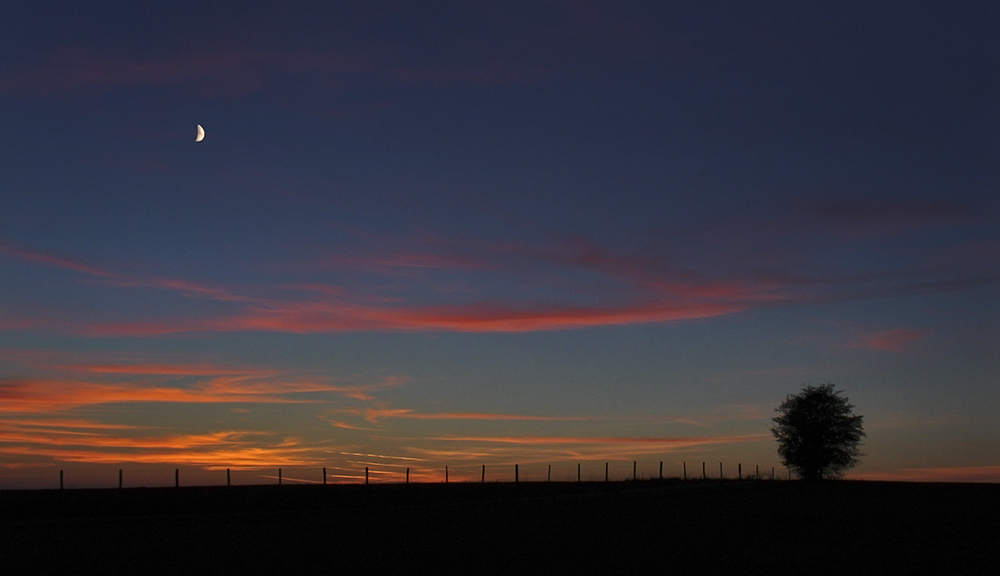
[81,300,745,336]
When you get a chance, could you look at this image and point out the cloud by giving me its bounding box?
[804,198,971,239]
[0,240,114,277]
[0,352,408,420]
[0,418,140,431]
[0,426,241,450]
[0,45,550,101]
[341,408,609,425]
[199,375,409,402]
[340,407,764,426]
[429,434,769,446]
[5,228,995,339]
[57,363,278,376]
[0,239,254,303]
[93,276,261,303]
[848,328,931,352]
[406,433,771,465]
[0,376,338,413]
[0,415,323,470]
[850,466,1000,483]
[79,299,745,336]
[1,3,688,102]
[340,451,425,462]
[0,437,320,469]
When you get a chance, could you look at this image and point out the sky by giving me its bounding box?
[1,1,998,488]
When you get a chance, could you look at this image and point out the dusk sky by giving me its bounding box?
[1,1,997,488]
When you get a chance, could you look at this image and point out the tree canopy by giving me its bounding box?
[771,383,865,481]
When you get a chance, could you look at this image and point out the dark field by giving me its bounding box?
[2,480,997,574]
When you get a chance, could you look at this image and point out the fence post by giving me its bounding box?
[279,468,282,485]
[683,461,687,481]
[720,462,723,479]
[756,465,759,480]
[577,463,581,482]
[119,469,122,489]
[227,468,231,486]
[739,463,742,480]
[175,468,179,488]
[365,466,369,485]
[548,464,551,482]
[605,462,609,482]
[482,464,486,483]
[60,470,64,490]
[633,461,637,481]
[406,467,409,484]
[323,467,326,485]
[659,461,663,480]
[515,464,519,483]
[446,466,449,483]
[702,462,705,480]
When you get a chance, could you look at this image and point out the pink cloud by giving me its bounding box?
[0,233,794,338]
[94,276,259,303]
[1,46,551,100]
[0,240,114,277]
[1,239,256,304]
[78,299,745,336]
[849,328,931,352]
[15,230,972,340]
[308,231,787,307]
[321,252,488,273]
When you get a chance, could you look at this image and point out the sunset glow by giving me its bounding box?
[1,1,997,489]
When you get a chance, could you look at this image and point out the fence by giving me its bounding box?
[52,461,789,490]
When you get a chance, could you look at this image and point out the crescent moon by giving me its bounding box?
[195,125,205,142]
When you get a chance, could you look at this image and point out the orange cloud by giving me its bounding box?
[58,363,278,376]
[0,442,320,469]
[0,426,250,450]
[0,377,329,413]
[0,418,139,430]
[0,420,322,470]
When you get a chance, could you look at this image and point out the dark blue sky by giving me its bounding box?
[1,1,997,487]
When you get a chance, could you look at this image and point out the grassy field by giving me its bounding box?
[2,480,997,574]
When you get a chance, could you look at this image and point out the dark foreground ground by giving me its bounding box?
[1,480,997,574]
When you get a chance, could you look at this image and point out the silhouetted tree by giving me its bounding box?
[772,383,865,481]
